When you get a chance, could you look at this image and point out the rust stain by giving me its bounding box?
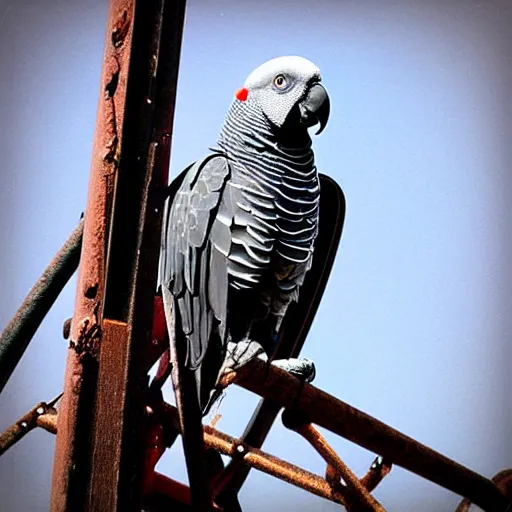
[283,413,385,511]
[112,9,130,48]
[103,57,121,171]
[69,305,101,359]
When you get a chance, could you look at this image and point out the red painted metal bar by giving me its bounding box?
[50,0,185,510]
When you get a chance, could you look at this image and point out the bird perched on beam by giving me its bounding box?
[160,56,330,414]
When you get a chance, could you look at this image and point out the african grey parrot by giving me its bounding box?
[160,56,330,413]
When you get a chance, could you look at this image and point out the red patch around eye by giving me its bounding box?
[235,87,249,101]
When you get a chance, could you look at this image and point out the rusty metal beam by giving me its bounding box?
[6,387,510,511]
[282,411,384,511]
[220,358,511,512]
[50,0,185,510]
[0,394,60,455]
[154,400,349,508]
[90,1,185,509]
[457,470,512,511]
[0,220,83,394]
[50,1,136,508]
[206,426,347,507]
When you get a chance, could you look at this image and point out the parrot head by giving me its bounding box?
[233,56,330,140]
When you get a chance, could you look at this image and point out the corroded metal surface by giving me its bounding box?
[156,400,349,508]
[0,394,60,455]
[282,410,385,511]
[219,358,511,512]
[456,470,512,512]
[50,1,136,509]
[50,0,186,510]
[3,375,510,511]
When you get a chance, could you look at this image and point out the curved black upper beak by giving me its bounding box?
[299,82,330,135]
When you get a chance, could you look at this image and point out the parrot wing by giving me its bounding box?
[160,151,232,370]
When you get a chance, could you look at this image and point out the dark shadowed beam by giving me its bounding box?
[0,219,83,394]
[50,1,186,511]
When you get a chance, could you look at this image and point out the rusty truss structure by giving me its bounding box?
[0,1,511,511]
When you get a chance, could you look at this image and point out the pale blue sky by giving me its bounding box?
[0,1,511,510]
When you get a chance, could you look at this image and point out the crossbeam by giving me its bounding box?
[219,358,511,512]
[1,358,510,511]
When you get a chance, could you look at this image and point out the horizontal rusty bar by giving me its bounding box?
[155,401,348,507]
[37,401,350,508]
[12,391,511,512]
[0,220,83,394]
[0,397,60,455]
[206,427,346,507]
[220,358,511,512]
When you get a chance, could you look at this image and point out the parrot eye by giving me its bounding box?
[273,74,287,89]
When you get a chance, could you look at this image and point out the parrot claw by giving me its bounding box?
[219,340,268,376]
[272,357,316,383]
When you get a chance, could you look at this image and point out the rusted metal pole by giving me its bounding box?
[221,358,511,512]
[50,1,135,508]
[89,1,185,509]
[155,400,349,508]
[283,411,384,511]
[50,0,185,510]
[206,426,348,507]
[0,220,83,394]
[359,457,393,493]
[0,395,60,455]
[457,471,512,512]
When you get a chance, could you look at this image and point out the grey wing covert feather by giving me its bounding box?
[160,153,232,370]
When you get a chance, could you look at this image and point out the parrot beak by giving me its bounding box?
[299,82,330,135]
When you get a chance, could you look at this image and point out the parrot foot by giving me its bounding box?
[206,341,268,416]
[272,357,316,383]
[219,340,268,376]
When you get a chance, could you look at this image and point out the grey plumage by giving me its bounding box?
[160,56,330,411]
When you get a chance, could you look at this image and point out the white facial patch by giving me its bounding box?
[243,56,322,128]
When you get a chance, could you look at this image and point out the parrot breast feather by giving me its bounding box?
[160,153,231,369]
